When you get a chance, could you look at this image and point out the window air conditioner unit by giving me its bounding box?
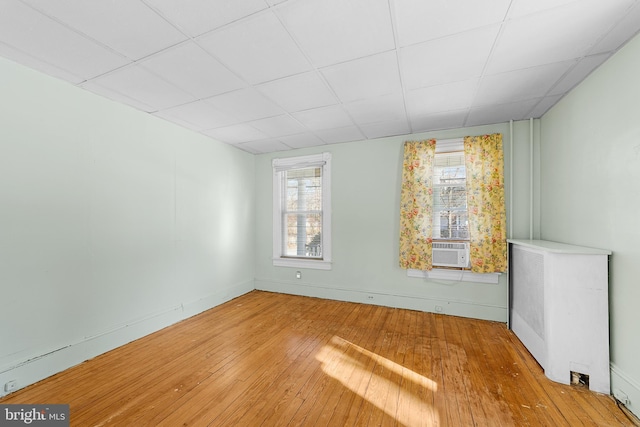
[432,242,469,268]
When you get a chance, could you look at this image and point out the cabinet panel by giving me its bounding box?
[508,240,611,394]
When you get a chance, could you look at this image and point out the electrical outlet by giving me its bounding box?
[4,380,17,392]
[296,271,301,279]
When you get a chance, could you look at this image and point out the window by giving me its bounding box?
[401,137,502,283]
[272,153,331,270]
[433,150,468,241]
[432,139,470,269]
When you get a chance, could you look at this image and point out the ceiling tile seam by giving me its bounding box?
[135,45,252,102]
[136,0,212,40]
[185,8,323,112]
[89,63,198,113]
[88,50,259,116]
[522,99,549,121]
[268,7,340,97]
[194,105,297,136]
[392,0,514,51]
[585,1,640,57]
[461,18,508,128]
[16,0,135,64]
[136,1,263,91]
[262,7,371,143]
[523,57,593,120]
[502,0,598,23]
[84,42,191,85]
[0,39,85,83]
[521,99,552,121]
[80,80,157,113]
[186,87,294,128]
[386,0,412,135]
[235,137,292,152]
[139,0,274,39]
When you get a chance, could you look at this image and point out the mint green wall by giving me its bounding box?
[255,120,538,322]
[0,57,255,395]
[540,34,640,413]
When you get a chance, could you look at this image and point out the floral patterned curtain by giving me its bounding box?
[399,139,436,270]
[464,134,507,273]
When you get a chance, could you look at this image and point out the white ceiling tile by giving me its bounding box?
[343,93,406,125]
[315,126,365,144]
[278,133,326,149]
[256,72,337,112]
[393,0,511,47]
[292,105,355,131]
[233,144,260,154]
[2,0,639,155]
[466,99,540,127]
[205,88,283,122]
[0,41,84,84]
[360,120,411,139]
[246,115,307,137]
[145,0,269,37]
[400,25,500,90]
[487,0,634,74]
[81,81,156,112]
[198,12,310,84]
[239,139,291,153]
[0,0,129,80]
[476,62,574,106]
[549,54,610,96]
[140,41,245,99]
[90,65,196,110]
[277,0,395,67]
[202,124,269,144]
[22,0,187,60]
[152,112,201,131]
[589,2,640,54]
[321,50,401,103]
[155,100,240,130]
[507,0,580,19]
[529,95,563,118]
[406,79,479,117]
[410,110,468,133]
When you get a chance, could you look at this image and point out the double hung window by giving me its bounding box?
[272,153,332,270]
[433,140,468,242]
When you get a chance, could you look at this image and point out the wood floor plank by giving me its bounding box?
[327,305,388,427]
[1,291,637,427]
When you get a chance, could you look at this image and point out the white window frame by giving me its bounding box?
[272,152,332,270]
[407,138,499,284]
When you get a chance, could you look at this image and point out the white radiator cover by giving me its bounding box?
[508,240,611,394]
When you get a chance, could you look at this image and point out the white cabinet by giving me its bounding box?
[508,239,611,394]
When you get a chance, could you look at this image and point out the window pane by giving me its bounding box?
[433,151,468,239]
[283,167,322,258]
[283,213,322,257]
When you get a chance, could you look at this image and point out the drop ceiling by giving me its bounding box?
[1,0,639,154]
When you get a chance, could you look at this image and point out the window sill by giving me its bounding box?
[407,268,500,284]
[273,258,332,270]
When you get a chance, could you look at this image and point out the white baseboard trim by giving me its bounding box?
[255,278,507,322]
[0,280,254,397]
[611,363,640,419]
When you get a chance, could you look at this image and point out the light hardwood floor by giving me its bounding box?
[1,290,637,426]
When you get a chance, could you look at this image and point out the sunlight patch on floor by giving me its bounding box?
[316,335,439,426]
